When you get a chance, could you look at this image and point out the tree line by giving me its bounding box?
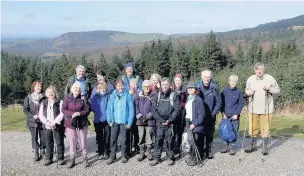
[1,31,303,110]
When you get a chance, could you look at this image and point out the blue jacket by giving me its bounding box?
[90,82,115,100]
[106,89,135,127]
[91,91,110,123]
[187,95,205,133]
[122,75,143,92]
[196,81,221,120]
[220,87,244,117]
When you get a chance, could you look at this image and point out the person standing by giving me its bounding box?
[39,85,65,166]
[149,77,180,166]
[244,63,280,155]
[196,70,221,159]
[23,81,46,162]
[220,75,244,155]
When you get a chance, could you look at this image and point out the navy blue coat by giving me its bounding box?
[196,82,222,120]
[220,87,244,117]
[187,95,205,133]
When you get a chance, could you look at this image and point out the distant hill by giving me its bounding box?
[1,15,304,57]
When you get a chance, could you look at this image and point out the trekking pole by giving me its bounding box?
[239,95,252,163]
[34,126,37,164]
[191,129,203,167]
[52,127,58,169]
[262,91,270,163]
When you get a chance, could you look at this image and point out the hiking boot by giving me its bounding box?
[261,138,269,155]
[40,149,46,159]
[83,158,90,168]
[220,143,229,153]
[149,158,160,166]
[245,137,257,153]
[147,146,153,161]
[167,159,175,166]
[58,159,66,165]
[229,144,236,155]
[103,153,109,160]
[137,151,145,162]
[95,149,99,153]
[121,157,128,163]
[106,158,115,165]
[43,158,53,166]
[205,149,213,159]
[67,157,75,169]
[98,155,104,160]
[186,157,198,166]
[34,150,40,161]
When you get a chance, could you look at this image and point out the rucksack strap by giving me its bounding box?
[157,92,175,107]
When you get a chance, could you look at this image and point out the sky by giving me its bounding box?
[1,1,304,38]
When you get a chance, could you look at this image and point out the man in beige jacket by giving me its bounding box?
[244,63,280,155]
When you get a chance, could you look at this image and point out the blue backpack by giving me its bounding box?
[219,118,237,143]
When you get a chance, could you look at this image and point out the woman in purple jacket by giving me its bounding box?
[220,75,244,155]
[135,80,156,162]
[184,82,205,167]
[62,81,91,168]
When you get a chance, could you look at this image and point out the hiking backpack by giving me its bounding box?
[156,91,176,107]
[219,118,237,143]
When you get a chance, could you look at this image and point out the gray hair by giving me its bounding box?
[45,85,58,99]
[161,77,170,83]
[254,62,265,70]
[76,65,86,72]
[129,78,138,87]
[150,73,161,82]
[70,81,82,92]
[228,75,239,83]
[201,70,212,77]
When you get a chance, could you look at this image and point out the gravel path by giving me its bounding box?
[1,132,304,176]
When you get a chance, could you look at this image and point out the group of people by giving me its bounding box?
[23,62,280,168]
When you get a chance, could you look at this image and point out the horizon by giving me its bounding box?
[1,1,304,38]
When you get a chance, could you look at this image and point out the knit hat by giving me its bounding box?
[142,80,151,87]
[125,62,134,69]
[186,82,197,89]
[174,73,182,79]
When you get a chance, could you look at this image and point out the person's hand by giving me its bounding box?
[222,113,227,119]
[109,123,113,127]
[51,121,57,127]
[162,120,169,126]
[33,115,39,119]
[232,115,238,120]
[249,90,255,96]
[190,124,195,130]
[46,121,52,127]
[264,84,270,91]
[125,125,130,129]
[72,112,80,118]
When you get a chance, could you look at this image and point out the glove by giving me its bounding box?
[33,115,39,119]
[142,115,148,122]
[146,112,153,119]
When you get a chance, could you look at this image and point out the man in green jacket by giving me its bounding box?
[244,62,280,155]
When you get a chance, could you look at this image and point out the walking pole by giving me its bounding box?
[52,127,58,169]
[34,126,37,164]
[191,129,202,167]
[262,91,270,163]
[239,95,252,163]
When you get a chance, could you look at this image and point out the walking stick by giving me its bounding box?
[34,126,37,164]
[191,129,203,167]
[52,127,58,168]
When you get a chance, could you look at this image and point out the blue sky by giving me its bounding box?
[1,1,304,38]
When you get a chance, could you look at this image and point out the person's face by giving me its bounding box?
[77,68,85,78]
[143,86,150,94]
[34,84,42,93]
[130,82,137,91]
[97,74,105,84]
[151,77,159,86]
[255,66,264,78]
[161,80,170,92]
[187,88,196,95]
[174,77,182,88]
[229,81,237,89]
[47,89,56,100]
[126,67,133,76]
[72,84,82,96]
[202,72,211,86]
[116,82,124,93]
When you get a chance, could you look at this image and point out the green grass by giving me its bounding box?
[1,106,304,138]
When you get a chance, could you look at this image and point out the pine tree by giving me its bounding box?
[121,47,134,64]
[235,43,245,65]
[170,42,189,79]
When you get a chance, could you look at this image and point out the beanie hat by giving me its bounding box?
[125,62,134,70]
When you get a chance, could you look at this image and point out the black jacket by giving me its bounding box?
[23,94,46,128]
